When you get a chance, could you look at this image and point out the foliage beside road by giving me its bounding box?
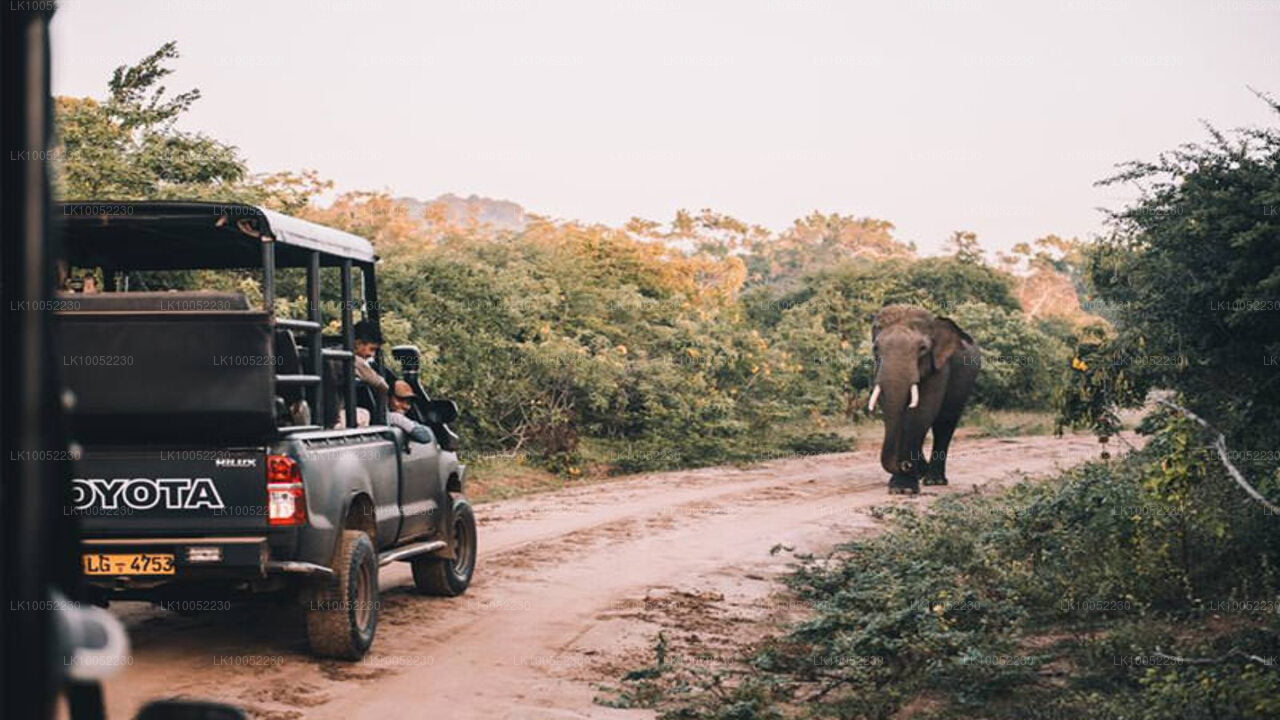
[611,447,1280,720]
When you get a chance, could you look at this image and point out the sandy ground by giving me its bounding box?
[94,433,1131,720]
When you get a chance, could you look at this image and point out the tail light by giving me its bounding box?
[266,455,307,526]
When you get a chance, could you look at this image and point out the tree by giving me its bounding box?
[301,190,429,256]
[945,230,985,264]
[1083,95,1280,450]
[55,42,326,209]
[253,170,334,214]
[56,43,243,200]
[746,211,915,284]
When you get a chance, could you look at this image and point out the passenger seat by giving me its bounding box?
[273,329,310,425]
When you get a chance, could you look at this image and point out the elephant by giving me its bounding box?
[867,304,981,495]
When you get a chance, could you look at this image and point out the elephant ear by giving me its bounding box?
[930,317,972,370]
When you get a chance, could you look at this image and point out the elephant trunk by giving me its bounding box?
[876,374,924,476]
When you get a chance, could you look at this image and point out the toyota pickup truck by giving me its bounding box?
[56,201,476,659]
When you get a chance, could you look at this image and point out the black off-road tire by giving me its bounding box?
[412,496,476,596]
[305,530,379,660]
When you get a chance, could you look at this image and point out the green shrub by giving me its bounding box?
[949,301,1072,410]
[631,440,1280,719]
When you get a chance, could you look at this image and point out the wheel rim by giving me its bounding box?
[354,560,373,630]
[451,516,473,578]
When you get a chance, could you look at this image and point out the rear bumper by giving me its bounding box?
[81,535,333,591]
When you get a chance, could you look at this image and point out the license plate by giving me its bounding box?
[82,552,176,576]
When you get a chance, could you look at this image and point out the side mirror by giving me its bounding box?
[136,700,248,720]
[391,344,422,378]
[55,591,130,682]
[424,399,458,425]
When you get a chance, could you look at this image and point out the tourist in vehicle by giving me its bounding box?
[353,319,390,400]
[389,380,432,443]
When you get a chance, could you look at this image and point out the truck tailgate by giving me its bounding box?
[72,447,269,536]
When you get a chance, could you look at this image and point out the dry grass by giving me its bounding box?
[963,408,1059,438]
[466,410,1065,503]
[465,454,619,504]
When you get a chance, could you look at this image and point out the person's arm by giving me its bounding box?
[354,356,388,395]
[388,412,432,443]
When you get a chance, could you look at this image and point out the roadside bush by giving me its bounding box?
[948,301,1071,410]
[374,227,797,473]
[1079,96,1280,455]
[628,441,1280,720]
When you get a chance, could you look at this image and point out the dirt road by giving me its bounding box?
[98,433,1125,719]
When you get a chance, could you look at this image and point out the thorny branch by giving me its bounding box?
[1156,399,1280,516]
[1152,647,1277,669]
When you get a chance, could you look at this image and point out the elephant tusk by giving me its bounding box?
[909,383,919,409]
[868,384,881,412]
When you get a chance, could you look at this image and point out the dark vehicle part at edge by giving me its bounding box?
[2,8,243,720]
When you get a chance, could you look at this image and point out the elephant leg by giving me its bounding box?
[923,417,959,485]
[887,472,920,495]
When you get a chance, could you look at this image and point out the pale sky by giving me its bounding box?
[50,0,1279,254]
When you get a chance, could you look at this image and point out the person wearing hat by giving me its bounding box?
[388,379,431,443]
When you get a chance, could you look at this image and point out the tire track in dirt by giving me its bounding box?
[95,434,1131,720]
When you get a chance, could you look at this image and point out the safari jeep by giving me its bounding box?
[56,201,476,659]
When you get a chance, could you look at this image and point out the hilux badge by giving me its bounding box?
[215,458,256,468]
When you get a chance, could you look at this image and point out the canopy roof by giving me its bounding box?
[58,201,376,270]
